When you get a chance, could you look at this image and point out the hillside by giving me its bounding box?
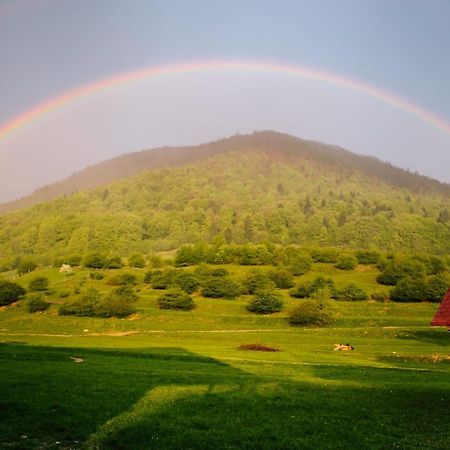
[1,132,450,261]
[1,131,450,213]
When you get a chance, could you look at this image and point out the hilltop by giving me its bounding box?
[0,131,450,260]
[1,131,449,213]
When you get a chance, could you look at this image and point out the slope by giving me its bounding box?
[1,131,449,213]
[1,138,450,260]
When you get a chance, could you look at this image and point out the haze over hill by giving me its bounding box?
[1,131,449,214]
[0,131,449,260]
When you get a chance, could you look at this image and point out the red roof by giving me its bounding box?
[431,288,450,326]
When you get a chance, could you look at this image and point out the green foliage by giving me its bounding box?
[156,290,196,310]
[376,263,405,286]
[89,271,105,280]
[247,290,283,314]
[17,259,37,275]
[241,270,275,295]
[336,284,368,301]
[390,277,428,303]
[151,270,179,290]
[311,248,338,263]
[0,281,26,306]
[59,287,138,317]
[128,253,145,268]
[202,277,241,299]
[290,276,336,299]
[26,294,50,313]
[84,253,109,269]
[173,272,199,294]
[28,276,49,292]
[355,250,380,265]
[335,254,358,270]
[288,297,333,326]
[106,273,137,286]
[268,267,294,289]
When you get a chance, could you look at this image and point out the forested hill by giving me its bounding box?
[1,140,450,260]
[1,131,450,213]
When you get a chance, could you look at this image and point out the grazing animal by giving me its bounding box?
[69,356,84,363]
[334,343,354,351]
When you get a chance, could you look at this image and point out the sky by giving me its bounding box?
[0,0,450,202]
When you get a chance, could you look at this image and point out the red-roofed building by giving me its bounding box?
[431,288,450,326]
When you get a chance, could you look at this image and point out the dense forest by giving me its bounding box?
[1,132,449,263]
[1,131,449,212]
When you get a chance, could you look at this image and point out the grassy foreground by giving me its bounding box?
[1,265,450,449]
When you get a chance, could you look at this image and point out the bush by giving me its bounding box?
[311,248,338,263]
[157,290,196,310]
[0,281,26,306]
[355,250,380,265]
[174,272,199,294]
[84,253,109,269]
[376,264,404,286]
[202,277,241,299]
[336,283,368,301]
[288,299,333,326]
[106,256,123,269]
[335,254,358,270]
[290,276,336,298]
[128,253,145,268]
[59,287,138,317]
[106,273,137,286]
[241,270,274,295]
[425,275,449,302]
[268,268,294,289]
[143,270,155,284]
[26,294,50,313]
[390,277,427,302]
[247,290,283,314]
[151,269,179,289]
[17,259,38,275]
[371,291,389,302]
[28,276,49,292]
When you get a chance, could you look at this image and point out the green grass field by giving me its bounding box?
[1,263,449,449]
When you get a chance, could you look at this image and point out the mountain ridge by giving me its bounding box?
[1,131,449,213]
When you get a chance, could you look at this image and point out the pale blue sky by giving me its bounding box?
[1,0,450,201]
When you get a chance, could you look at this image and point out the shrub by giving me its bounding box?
[425,275,449,302]
[106,273,137,286]
[26,294,50,313]
[335,254,358,270]
[106,256,123,269]
[241,270,274,295]
[288,299,333,326]
[143,270,155,284]
[247,290,283,314]
[128,253,145,268]
[355,250,380,265]
[311,248,338,263]
[28,277,49,292]
[175,244,207,267]
[0,281,26,306]
[83,253,109,269]
[202,277,241,299]
[290,276,336,298]
[371,291,389,302]
[151,269,179,289]
[336,283,368,301]
[376,264,404,286]
[17,259,38,275]
[157,290,196,310]
[268,268,294,289]
[390,277,427,302]
[59,287,138,317]
[174,272,199,294]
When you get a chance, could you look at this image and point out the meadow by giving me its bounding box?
[1,260,449,449]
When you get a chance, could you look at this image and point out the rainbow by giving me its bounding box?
[1,59,450,142]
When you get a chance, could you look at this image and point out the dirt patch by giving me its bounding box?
[238,343,281,352]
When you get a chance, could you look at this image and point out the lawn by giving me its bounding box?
[1,264,449,449]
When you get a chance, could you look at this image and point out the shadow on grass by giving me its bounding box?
[395,328,450,346]
[1,343,450,449]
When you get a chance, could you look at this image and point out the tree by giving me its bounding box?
[202,277,241,299]
[128,253,145,268]
[28,277,49,292]
[288,293,333,326]
[247,290,283,314]
[335,254,358,270]
[241,270,275,295]
[157,290,196,310]
[268,267,294,289]
[0,281,26,306]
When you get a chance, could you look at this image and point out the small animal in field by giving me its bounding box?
[334,343,354,351]
[69,356,84,363]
